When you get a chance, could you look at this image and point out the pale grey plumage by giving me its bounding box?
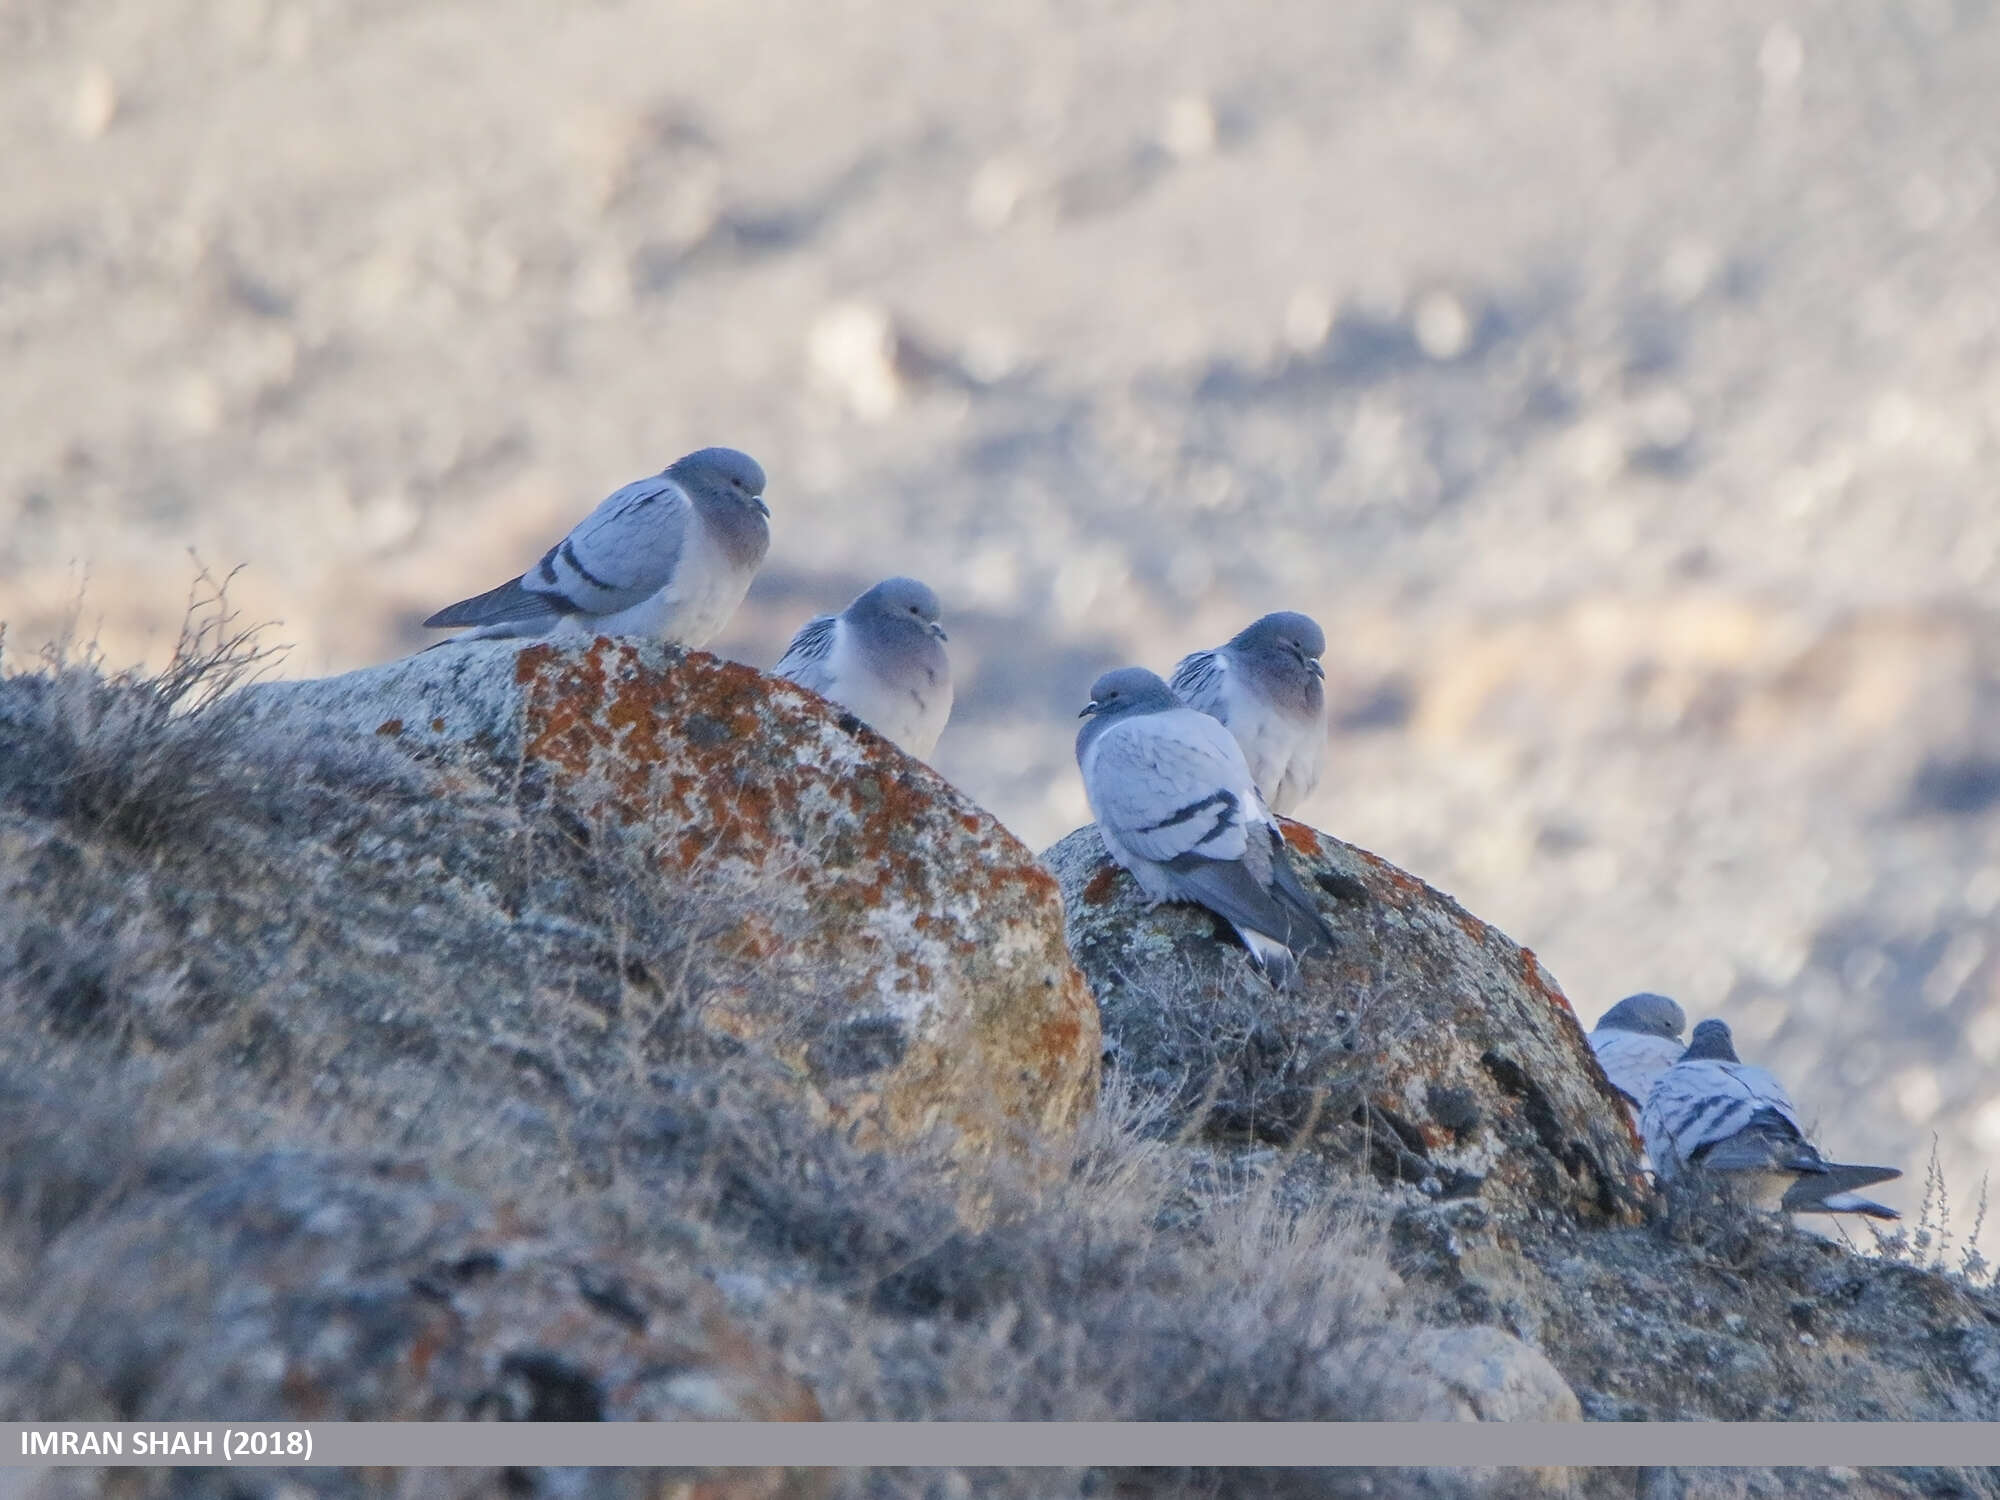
[1169,611,1328,816]
[1076,666,1335,988]
[1640,1019,1900,1218]
[425,447,769,648]
[1589,992,1688,1114]
[775,577,953,760]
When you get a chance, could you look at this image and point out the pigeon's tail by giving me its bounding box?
[1170,849,1334,987]
[1781,1160,1902,1217]
[1786,1187,1900,1219]
[1262,827,1338,958]
[424,576,566,630]
[1239,929,1301,990]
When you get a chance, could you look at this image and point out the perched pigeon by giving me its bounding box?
[424,447,769,647]
[775,577,953,760]
[1169,611,1328,816]
[1589,993,1688,1120]
[1075,666,1336,987]
[1640,1019,1901,1218]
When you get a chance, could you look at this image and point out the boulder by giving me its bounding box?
[1041,822,1644,1222]
[1338,1324,1583,1499]
[227,635,1101,1166]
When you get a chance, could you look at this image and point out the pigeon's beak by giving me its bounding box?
[754,496,771,518]
[929,621,948,643]
[1308,658,1325,681]
[1078,700,1100,718]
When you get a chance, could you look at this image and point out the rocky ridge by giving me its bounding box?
[0,635,1995,1500]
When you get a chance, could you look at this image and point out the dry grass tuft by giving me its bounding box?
[0,568,420,851]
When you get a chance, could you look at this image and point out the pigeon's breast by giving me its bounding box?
[821,629,950,760]
[1589,1029,1685,1106]
[1221,686,1322,816]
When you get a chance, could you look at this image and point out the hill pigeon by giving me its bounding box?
[1075,666,1336,988]
[424,447,769,647]
[1640,1019,1901,1218]
[1589,992,1688,1121]
[1169,611,1328,816]
[775,577,953,760]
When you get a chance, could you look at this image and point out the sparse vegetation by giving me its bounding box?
[1860,1138,1994,1288]
[0,570,423,853]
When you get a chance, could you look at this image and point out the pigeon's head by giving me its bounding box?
[1596,991,1687,1040]
[1682,1018,1739,1063]
[1079,667,1179,720]
[856,576,947,642]
[670,447,769,519]
[1231,610,1327,680]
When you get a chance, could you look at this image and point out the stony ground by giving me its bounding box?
[5,0,2000,1217]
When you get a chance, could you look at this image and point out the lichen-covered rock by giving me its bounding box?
[1042,822,1644,1222]
[238,636,1099,1165]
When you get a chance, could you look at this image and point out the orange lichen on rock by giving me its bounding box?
[1518,947,1576,1019]
[502,638,1099,1174]
[240,635,1098,1190]
[1279,821,1324,857]
[1341,843,1431,907]
[1451,907,1493,947]
[1082,866,1122,906]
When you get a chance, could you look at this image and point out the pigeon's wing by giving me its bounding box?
[774,614,841,693]
[423,575,567,630]
[1697,1111,1823,1175]
[1168,649,1229,719]
[1086,711,1257,868]
[425,473,691,628]
[1641,1060,1803,1178]
[531,473,693,615]
[1087,711,1333,956]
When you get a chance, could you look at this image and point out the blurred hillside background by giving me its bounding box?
[5,0,1999,1221]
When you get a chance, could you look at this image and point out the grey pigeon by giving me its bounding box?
[1075,666,1336,988]
[424,447,769,647]
[1640,1019,1901,1218]
[1169,611,1327,816]
[775,577,954,760]
[1589,993,1688,1120]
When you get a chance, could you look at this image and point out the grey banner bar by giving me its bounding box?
[5,1423,2000,1468]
